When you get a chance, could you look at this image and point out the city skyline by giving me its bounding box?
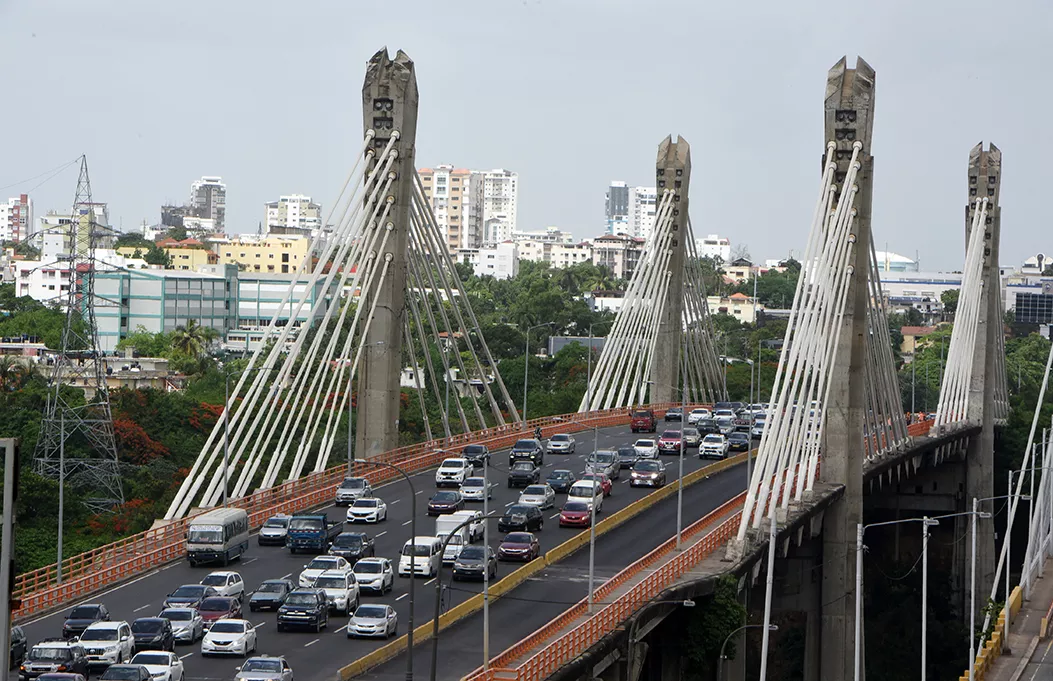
[1,1,1050,271]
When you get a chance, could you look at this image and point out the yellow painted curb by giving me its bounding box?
[338,451,749,680]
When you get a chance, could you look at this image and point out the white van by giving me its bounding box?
[568,481,604,513]
[186,508,249,567]
[398,536,443,578]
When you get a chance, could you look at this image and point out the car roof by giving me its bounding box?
[85,621,126,630]
[260,579,291,585]
[209,618,250,625]
[355,557,385,564]
[316,569,350,577]
[549,469,572,474]
[206,570,239,577]
[441,458,468,464]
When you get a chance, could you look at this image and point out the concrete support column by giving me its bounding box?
[357,49,418,459]
[818,56,877,681]
[651,137,690,404]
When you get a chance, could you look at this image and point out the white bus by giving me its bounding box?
[186,508,250,567]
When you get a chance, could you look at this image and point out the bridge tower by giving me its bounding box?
[650,136,690,404]
[965,141,1001,618]
[818,56,876,681]
[356,48,418,459]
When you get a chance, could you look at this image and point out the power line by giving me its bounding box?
[0,156,81,193]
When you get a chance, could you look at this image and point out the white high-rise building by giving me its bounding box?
[481,169,518,244]
[0,195,32,243]
[627,186,657,240]
[190,176,226,231]
[265,194,323,235]
[418,166,484,251]
[696,234,731,263]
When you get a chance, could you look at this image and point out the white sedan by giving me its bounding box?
[633,439,659,458]
[346,497,387,523]
[200,619,257,657]
[131,651,184,681]
[298,556,352,587]
[518,484,556,509]
[687,408,711,425]
[200,571,245,600]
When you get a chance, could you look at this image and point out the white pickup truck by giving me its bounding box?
[313,569,360,615]
[435,458,474,488]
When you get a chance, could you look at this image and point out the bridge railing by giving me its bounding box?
[13,403,681,620]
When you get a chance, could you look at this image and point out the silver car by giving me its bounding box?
[347,604,398,639]
[257,514,290,546]
[682,427,701,448]
[234,655,293,681]
[585,450,620,480]
[546,433,576,454]
[335,477,372,506]
[158,608,203,643]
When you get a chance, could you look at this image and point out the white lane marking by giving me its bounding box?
[550,513,560,519]
[376,531,388,538]
[402,520,412,526]
[391,499,401,504]
[20,566,167,626]
[621,479,630,484]
[254,621,266,629]
[396,593,408,601]
[242,557,258,565]
[281,573,292,580]
[133,604,152,612]
[335,624,349,633]
[424,578,436,586]
[179,653,195,660]
[415,490,423,495]
[304,638,320,647]
[505,501,514,507]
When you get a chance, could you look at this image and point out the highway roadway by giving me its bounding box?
[10,422,743,681]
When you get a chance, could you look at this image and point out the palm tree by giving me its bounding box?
[0,356,15,392]
[170,320,220,358]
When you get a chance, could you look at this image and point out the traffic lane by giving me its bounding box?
[9,427,632,675]
[357,462,750,681]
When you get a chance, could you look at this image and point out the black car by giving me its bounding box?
[498,504,544,532]
[163,585,219,610]
[99,665,150,681]
[728,432,751,452]
[452,545,498,581]
[130,618,174,652]
[545,469,576,493]
[509,439,544,466]
[277,589,329,632]
[62,604,110,639]
[664,407,683,421]
[462,444,490,466]
[249,579,294,612]
[10,626,27,669]
[20,641,90,680]
[328,532,375,561]
[616,447,639,469]
[36,675,87,681]
[697,418,721,435]
[427,491,465,516]
[507,461,540,488]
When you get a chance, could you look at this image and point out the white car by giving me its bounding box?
[347,604,398,639]
[130,651,184,681]
[751,420,765,438]
[80,621,135,670]
[200,619,257,657]
[298,556,352,587]
[200,571,245,600]
[700,434,730,459]
[158,608,204,643]
[435,458,474,487]
[518,484,556,509]
[633,439,659,458]
[352,557,394,594]
[346,497,387,523]
[459,477,494,501]
[312,569,360,614]
[546,433,576,453]
[687,408,711,425]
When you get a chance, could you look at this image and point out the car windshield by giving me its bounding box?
[618,448,636,457]
[432,491,458,502]
[353,562,383,574]
[593,452,615,463]
[256,582,286,593]
[704,435,724,443]
[661,430,681,439]
[563,501,588,512]
[160,610,192,621]
[635,461,661,472]
[632,411,651,418]
[289,517,323,531]
[103,667,146,680]
[352,498,378,508]
[512,440,536,450]
[29,648,70,661]
[523,485,546,495]
[284,593,318,607]
[333,535,364,547]
[459,547,485,560]
[81,628,118,641]
[511,462,534,471]
[263,517,289,528]
[402,544,434,557]
[241,659,281,673]
[635,440,654,447]
[730,433,749,440]
[463,445,485,454]
[201,574,229,586]
[506,505,531,515]
[314,576,346,589]
[306,558,339,570]
[341,478,366,489]
[209,622,245,633]
[551,434,569,442]
[187,528,223,545]
[132,653,170,666]
[504,533,532,543]
[198,598,230,612]
[462,478,484,487]
[549,470,572,479]
[355,605,388,618]
[441,460,465,469]
[69,605,102,619]
[131,620,163,633]
[683,428,699,436]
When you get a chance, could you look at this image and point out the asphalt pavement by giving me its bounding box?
[11,421,739,681]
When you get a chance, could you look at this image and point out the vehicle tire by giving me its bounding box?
[538,519,544,531]
[250,604,258,613]
[276,622,285,633]
[507,481,512,488]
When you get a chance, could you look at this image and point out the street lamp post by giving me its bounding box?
[522,322,554,427]
[718,623,778,681]
[353,459,418,681]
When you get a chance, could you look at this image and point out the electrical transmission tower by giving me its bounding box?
[34,156,124,512]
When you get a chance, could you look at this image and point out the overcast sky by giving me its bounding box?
[1,0,1049,271]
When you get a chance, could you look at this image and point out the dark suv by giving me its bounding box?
[20,641,90,680]
[509,439,544,466]
[62,604,110,639]
[498,504,544,532]
[507,461,540,488]
[462,444,490,466]
[277,589,329,633]
[727,431,751,452]
[130,618,174,652]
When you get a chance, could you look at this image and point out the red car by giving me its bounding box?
[198,596,241,629]
[630,409,657,433]
[497,532,541,562]
[580,473,613,497]
[559,501,592,528]
[657,430,683,455]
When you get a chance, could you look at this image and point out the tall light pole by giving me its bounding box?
[718,623,778,681]
[921,516,939,681]
[522,322,554,427]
